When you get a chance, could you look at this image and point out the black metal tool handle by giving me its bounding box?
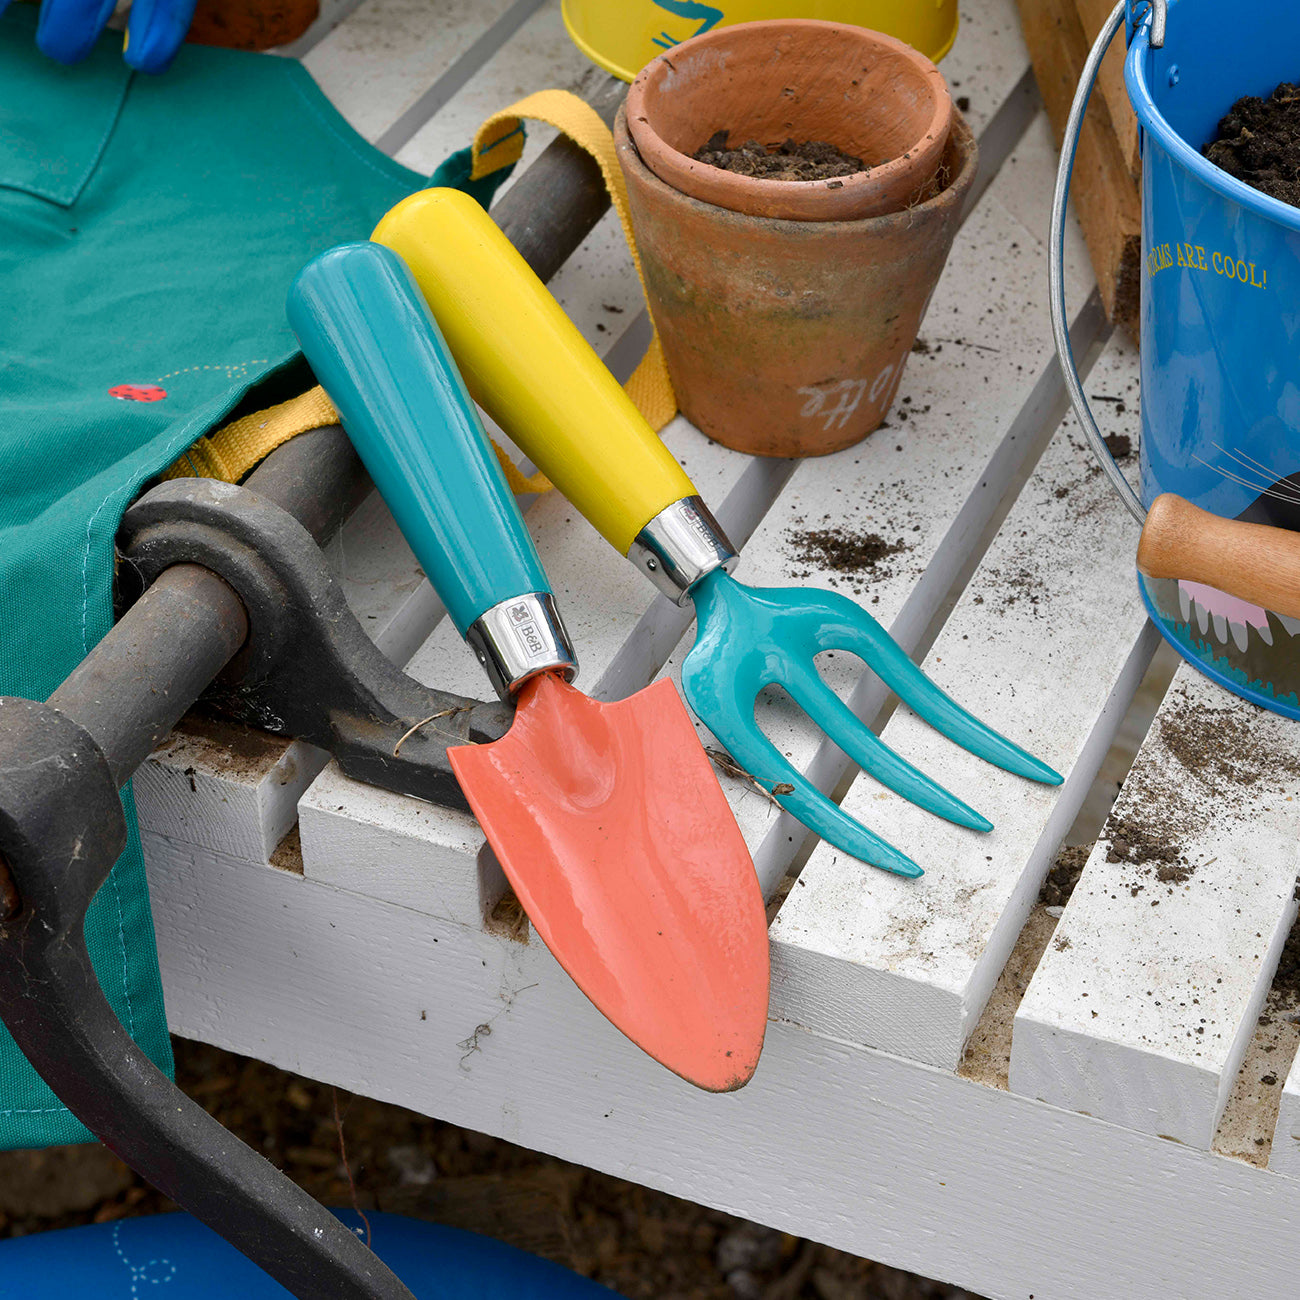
[0,698,418,1299]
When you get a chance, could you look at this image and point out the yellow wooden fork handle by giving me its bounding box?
[372,188,695,556]
[1138,493,1300,620]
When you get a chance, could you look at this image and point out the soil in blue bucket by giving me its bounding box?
[1203,82,1300,208]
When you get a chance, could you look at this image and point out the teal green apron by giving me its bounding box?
[0,8,428,1148]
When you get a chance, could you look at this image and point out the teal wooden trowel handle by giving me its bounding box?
[287,242,549,640]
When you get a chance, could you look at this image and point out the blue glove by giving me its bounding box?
[1,0,199,72]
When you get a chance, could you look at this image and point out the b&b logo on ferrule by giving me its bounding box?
[507,602,548,660]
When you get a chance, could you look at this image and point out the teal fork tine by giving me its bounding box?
[682,571,1061,878]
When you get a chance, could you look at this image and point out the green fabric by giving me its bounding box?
[0,8,425,1149]
[428,138,520,210]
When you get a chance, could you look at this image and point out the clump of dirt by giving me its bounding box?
[1204,82,1300,208]
[787,525,907,578]
[1103,432,1133,460]
[1040,843,1090,908]
[692,130,866,181]
[1104,812,1192,882]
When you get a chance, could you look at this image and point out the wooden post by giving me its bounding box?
[1073,0,1142,179]
[1015,0,1143,335]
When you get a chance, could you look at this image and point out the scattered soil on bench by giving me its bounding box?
[0,1036,987,1299]
[977,560,1044,615]
[692,131,866,181]
[786,524,908,579]
[1158,692,1300,795]
[1204,82,1300,208]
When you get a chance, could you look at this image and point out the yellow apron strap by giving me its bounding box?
[469,89,677,433]
[162,382,551,494]
[166,88,673,487]
[160,386,338,483]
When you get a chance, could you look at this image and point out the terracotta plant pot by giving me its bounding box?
[616,19,975,458]
[625,19,952,221]
[187,0,319,50]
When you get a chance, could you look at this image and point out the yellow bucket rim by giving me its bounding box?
[560,2,959,82]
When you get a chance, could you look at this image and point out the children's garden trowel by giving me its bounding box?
[373,188,1063,879]
[287,242,769,1092]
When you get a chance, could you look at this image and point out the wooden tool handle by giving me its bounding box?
[1137,493,1300,619]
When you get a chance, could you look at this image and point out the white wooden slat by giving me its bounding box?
[948,1,1034,138]
[390,1,591,177]
[144,827,1300,1300]
[133,720,324,863]
[1011,663,1300,1147]
[765,332,1154,1071]
[299,779,502,923]
[301,0,522,144]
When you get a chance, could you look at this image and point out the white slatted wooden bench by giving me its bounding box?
[131,2,1300,1295]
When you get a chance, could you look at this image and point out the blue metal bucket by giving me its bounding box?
[1125,0,1300,715]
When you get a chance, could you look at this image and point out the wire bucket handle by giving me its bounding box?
[1049,0,1166,528]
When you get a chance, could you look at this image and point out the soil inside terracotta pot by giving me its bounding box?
[691,130,866,182]
[1204,81,1300,207]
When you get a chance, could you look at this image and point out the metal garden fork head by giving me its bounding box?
[374,187,1063,880]
[682,569,1062,878]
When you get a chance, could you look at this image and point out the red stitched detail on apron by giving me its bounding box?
[108,384,167,402]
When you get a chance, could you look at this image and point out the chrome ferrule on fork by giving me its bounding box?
[627,496,739,605]
[465,592,578,700]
